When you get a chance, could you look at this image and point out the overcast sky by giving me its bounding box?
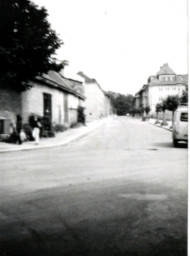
[33,0,188,95]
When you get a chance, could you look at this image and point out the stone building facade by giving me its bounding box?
[134,63,188,115]
[77,72,112,122]
[0,71,85,134]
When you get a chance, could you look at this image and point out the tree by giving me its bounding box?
[0,0,64,91]
[165,95,180,127]
[180,89,188,104]
[161,100,168,126]
[145,106,150,116]
[155,103,162,124]
[107,92,134,116]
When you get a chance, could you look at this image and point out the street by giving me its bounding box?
[0,117,187,256]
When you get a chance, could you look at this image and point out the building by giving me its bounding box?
[134,63,188,114]
[77,72,112,122]
[0,71,85,134]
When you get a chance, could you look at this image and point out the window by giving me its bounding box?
[0,119,11,134]
[0,120,4,134]
[180,113,188,122]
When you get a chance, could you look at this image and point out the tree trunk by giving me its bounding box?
[161,110,168,126]
[171,111,174,129]
[155,111,160,124]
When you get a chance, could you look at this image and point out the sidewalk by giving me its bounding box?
[148,118,172,131]
[0,118,110,153]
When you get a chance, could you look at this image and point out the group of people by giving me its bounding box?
[10,115,42,145]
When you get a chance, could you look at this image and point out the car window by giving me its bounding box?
[180,112,188,122]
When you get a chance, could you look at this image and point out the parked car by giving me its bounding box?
[172,105,188,147]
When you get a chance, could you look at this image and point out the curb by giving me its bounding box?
[148,122,172,132]
[0,121,106,153]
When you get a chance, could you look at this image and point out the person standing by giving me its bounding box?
[16,115,23,144]
[32,116,41,145]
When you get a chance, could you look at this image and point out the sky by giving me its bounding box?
[33,0,188,95]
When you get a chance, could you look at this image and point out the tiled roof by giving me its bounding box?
[156,63,175,75]
[36,71,85,99]
[77,72,95,83]
[176,74,188,85]
[43,71,71,89]
[77,71,105,93]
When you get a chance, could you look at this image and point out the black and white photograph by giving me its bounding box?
[0,0,188,255]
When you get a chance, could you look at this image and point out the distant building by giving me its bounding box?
[0,71,85,134]
[78,72,112,122]
[134,63,188,114]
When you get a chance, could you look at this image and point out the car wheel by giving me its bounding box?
[173,139,179,147]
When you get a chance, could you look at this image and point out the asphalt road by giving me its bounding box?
[0,117,188,256]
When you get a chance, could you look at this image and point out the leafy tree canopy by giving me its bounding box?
[107,91,134,115]
[165,95,180,112]
[0,0,63,91]
[180,89,188,104]
[155,103,162,113]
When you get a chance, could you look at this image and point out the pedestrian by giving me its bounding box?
[16,115,23,144]
[32,116,42,145]
[9,122,18,143]
[20,129,27,142]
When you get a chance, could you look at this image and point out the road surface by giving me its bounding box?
[0,117,188,256]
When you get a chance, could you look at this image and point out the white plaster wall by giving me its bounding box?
[21,82,67,125]
[84,83,98,121]
[149,84,186,112]
[68,94,79,109]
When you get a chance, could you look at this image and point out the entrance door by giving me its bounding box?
[43,93,52,121]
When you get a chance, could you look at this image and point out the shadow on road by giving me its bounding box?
[0,226,187,256]
[152,142,187,149]
[0,181,187,256]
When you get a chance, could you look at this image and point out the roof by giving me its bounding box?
[35,71,85,100]
[134,63,188,96]
[176,74,188,85]
[156,63,176,75]
[77,72,95,83]
[77,71,105,93]
[43,71,71,89]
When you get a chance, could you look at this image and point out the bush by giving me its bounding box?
[0,134,10,142]
[54,124,67,132]
[48,129,55,137]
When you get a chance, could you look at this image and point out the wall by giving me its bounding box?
[0,87,21,123]
[21,82,83,126]
[104,96,112,116]
[68,94,79,126]
[84,83,98,122]
[84,82,107,122]
[152,110,172,121]
[21,82,65,124]
[149,84,186,112]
